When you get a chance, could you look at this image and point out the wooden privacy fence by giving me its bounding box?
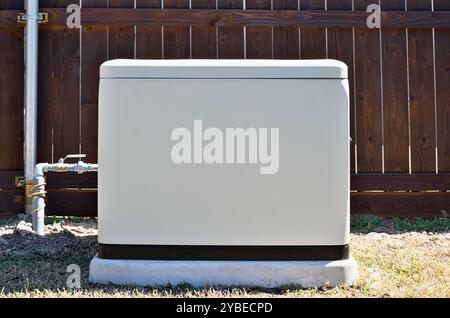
[0,0,450,218]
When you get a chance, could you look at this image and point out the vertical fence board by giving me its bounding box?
[435,0,450,172]
[163,0,190,59]
[0,1,24,170]
[327,0,355,173]
[381,0,409,173]
[299,0,326,59]
[246,0,272,59]
[353,0,383,173]
[408,0,436,173]
[0,0,24,10]
[80,0,108,163]
[38,0,80,163]
[136,1,162,59]
[272,0,299,59]
[218,0,244,58]
[191,0,217,59]
[108,0,135,59]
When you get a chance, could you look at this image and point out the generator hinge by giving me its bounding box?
[17,12,48,24]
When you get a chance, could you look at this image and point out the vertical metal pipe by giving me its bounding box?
[24,0,39,214]
[32,175,46,236]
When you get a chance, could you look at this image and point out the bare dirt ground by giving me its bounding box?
[0,216,449,298]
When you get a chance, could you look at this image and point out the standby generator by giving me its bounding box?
[90,59,357,287]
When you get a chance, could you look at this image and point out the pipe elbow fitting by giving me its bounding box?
[34,163,48,179]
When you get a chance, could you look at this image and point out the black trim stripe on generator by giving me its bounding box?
[98,244,350,261]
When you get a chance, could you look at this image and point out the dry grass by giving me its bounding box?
[0,215,449,298]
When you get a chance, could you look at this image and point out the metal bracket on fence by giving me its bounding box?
[15,176,25,188]
[17,12,48,24]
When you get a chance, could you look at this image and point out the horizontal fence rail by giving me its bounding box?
[1,171,449,218]
[1,8,450,28]
[0,1,449,218]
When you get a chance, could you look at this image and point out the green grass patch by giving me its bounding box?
[45,216,96,225]
[351,215,449,233]
[0,216,18,225]
[389,217,450,232]
[351,215,385,233]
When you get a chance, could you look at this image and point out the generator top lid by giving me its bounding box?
[100,59,347,79]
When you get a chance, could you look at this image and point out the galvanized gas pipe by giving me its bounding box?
[31,155,98,235]
[24,0,39,214]
[23,2,98,234]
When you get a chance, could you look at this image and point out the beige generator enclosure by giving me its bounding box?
[90,59,358,288]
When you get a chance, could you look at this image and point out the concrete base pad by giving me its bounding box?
[89,255,358,288]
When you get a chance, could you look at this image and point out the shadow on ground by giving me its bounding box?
[0,221,97,293]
